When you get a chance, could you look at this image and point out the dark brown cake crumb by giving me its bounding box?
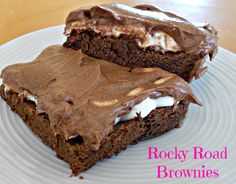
[79,176,84,180]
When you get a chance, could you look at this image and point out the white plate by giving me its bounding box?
[0,26,236,184]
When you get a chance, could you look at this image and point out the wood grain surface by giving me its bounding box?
[0,0,235,52]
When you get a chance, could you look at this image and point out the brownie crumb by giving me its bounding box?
[79,176,84,180]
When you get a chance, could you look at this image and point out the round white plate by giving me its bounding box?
[0,26,236,184]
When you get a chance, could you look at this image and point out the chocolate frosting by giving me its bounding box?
[65,3,218,58]
[1,45,200,150]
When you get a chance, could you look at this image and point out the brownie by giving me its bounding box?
[0,86,189,175]
[64,3,218,82]
[64,31,203,81]
[0,45,200,175]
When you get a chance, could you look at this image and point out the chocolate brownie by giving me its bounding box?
[0,86,189,175]
[64,3,218,82]
[0,45,200,175]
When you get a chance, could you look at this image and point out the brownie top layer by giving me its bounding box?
[65,3,218,58]
[1,45,199,150]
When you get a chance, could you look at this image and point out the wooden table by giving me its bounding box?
[1,0,235,53]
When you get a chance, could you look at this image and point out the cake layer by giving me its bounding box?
[1,45,199,150]
[0,86,189,175]
[64,31,205,81]
[64,3,218,81]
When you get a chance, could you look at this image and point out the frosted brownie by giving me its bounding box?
[64,3,218,82]
[0,45,200,175]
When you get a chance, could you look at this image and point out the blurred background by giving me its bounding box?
[0,0,235,52]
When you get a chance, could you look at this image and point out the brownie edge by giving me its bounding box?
[0,85,189,175]
[64,31,207,82]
